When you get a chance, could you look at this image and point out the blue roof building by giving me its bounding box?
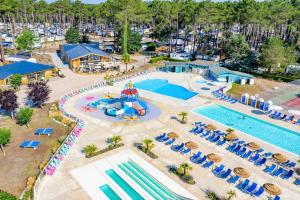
[60,43,112,71]
[0,61,54,84]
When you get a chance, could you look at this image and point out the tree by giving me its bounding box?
[178,112,188,124]
[16,29,37,51]
[0,128,11,156]
[179,162,192,176]
[65,27,81,43]
[259,37,285,73]
[9,74,22,89]
[143,138,155,153]
[27,81,51,107]
[17,107,33,127]
[81,34,90,43]
[0,90,18,118]
[111,135,122,147]
[223,34,250,63]
[83,144,98,156]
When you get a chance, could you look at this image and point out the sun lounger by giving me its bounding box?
[200,131,210,138]
[226,143,237,151]
[216,139,226,146]
[241,150,252,159]
[285,116,293,122]
[227,175,240,184]
[254,157,266,166]
[244,182,257,193]
[264,164,276,173]
[195,156,207,164]
[213,164,225,174]
[249,153,260,162]
[282,161,296,168]
[202,161,214,168]
[211,135,220,143]
[236,147,246,156]
[206,134,216,141]
[219,169,232,179]
[181,148,191,155]
[271,167,284,177]
[280,169,294,180]
[156,133,166,141]
[238,179,250,190]
[294,178,300,186]
[252,186,264,197]
[190,151,201,162]
[173,143,184,151]
[295,119,300,125]
[273,196,280,200]
[280,114,287,120]
[165,138,175,145]
[262,152,272,158]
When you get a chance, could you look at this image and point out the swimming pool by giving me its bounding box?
[193,104,300,155]
[135,79,198,100]
[99,184,121,200]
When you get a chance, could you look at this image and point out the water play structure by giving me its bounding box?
[88,82,147,119]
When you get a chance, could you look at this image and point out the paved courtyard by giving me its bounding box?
[36,72,300,200]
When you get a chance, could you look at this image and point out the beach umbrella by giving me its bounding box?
[288,109,300,116]
[272,153,288,163]
[233,167,250,178]
[207,153,222,162]
[185,141,198,149]
[247,142,261,151]
[205,124,217,131]
[225,132,238,141]
[263,183,282,196]
[168,132,179,139]
[269,105,283,111]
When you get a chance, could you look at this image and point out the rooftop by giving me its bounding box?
[0,61,54,79]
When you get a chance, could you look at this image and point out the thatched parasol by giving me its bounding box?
[207,153,222,162]
[225,132,238,141]
[263,183,282,196]
[205,124,217,131]
[247,142,261,151]
[167,132,179,139]
[272,153,288,163]
[233,167,250,178]
[185,141,198,149]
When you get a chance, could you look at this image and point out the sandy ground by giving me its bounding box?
[35,72,300,200]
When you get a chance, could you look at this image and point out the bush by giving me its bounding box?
[85,143,124,158]
[0,190,17,200]
[83,144,98,157]
[16,107,33,127]
[180,175,195,185]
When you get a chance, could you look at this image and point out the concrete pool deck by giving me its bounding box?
[36,72,300,200]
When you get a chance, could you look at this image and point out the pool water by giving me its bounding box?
[135,79,198,100]
[105,169,144,200]
[99,184,121,200]
[193,104,300,155]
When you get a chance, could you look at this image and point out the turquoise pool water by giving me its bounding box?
[119,161,180,200]
[105,169,144,200]
[99,184,121,200]
[135,79,198,100]
[193,104,300,155]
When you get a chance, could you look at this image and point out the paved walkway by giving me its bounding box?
[36,72,300,200]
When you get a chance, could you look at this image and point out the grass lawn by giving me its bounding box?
[226,78,284,99]
[0,104,71,196]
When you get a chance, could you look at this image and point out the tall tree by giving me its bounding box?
[16,29,37,51]
[27,81,51,107]
[0,90,18,118]
[16,107,33,127]
[0,128,11,156]
[65,27,80,43]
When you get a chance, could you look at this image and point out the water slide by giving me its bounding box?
[132,101,146,116]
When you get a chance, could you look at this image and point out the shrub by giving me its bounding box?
[0,190,17,200]
[83,144,98,157]
[85,143,124,158]
[180,175,195,185]
[26,177,35,189]
[16,107,33,127]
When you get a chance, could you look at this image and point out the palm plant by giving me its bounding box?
[143,138,155,153]
[83,144,98,156]
[178,112,188,123]
[226,128,235,134]
[111,135,122,147]
[226,190,237,200]
[179,162,193,176]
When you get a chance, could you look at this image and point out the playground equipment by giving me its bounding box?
[88,82,147,119]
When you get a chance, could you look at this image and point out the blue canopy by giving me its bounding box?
[0,61,54,79]
[63,44,110,60]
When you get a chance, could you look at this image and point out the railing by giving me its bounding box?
[31,68,157,200]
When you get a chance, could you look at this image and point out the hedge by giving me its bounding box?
[85,143,124,158]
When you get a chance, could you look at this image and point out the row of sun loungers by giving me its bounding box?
[269,111,300,125]
[212,90,238,104]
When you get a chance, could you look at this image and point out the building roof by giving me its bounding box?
[0,61,54,79]
[61,43,110,60]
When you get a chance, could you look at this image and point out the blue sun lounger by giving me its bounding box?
[200,131,210,138]
[254,157,266,166]
[295,119,300,125]
[213,164,225,175]
[238,179,250,190]
[173,143,184,151]
[249,153,260,162]
[271,167,284,177]
[241,150,252,159]
[216,139,226,146]
[227,175,240,184]
[273,196,280,200]
[190,151,201,162]
[264,164,276,173]
[195,156,207,164]
[165,138,175,145]
[280,170,294,180]
[244,182,257,194]
[219,169,232,179]
[155,133,166,141]
[181,148,191,155]
[294,178,300,186]
[160,136,170,142]
[202,161,214,168]
[236,147,246,156]
[252,186,264,197]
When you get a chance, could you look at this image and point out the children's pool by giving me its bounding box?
[193,104,300,155]
[135,79,198,100]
